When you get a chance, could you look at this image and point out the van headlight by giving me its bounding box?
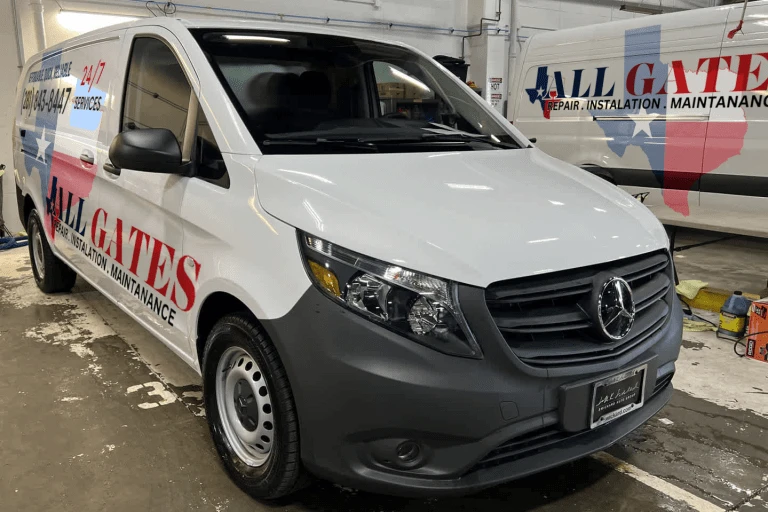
[299,232,481,358]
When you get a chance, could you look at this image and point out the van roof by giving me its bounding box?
[30,16,417,63]
[524,1,743,51]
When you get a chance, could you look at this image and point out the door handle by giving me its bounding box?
[80,151,94,165]
[103,161,121,177]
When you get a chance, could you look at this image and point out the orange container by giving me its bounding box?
[746,299,768,363]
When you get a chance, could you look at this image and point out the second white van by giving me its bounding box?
[510,2,768,237]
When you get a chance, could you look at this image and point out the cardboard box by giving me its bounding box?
[377,83,405,99]
[403,84,428,99]
[746,299,768,363]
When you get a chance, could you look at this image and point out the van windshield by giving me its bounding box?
[192,29,521,154]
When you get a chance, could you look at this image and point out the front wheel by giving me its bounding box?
[202,313,306,499]
[27,209,77,293]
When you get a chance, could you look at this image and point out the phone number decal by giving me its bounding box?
[21,87,73,116]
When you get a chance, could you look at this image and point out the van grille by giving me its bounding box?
[485,251,672,368]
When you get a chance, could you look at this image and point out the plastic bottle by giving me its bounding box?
[717,291,752,341]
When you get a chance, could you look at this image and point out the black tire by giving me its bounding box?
[27,209,77,293]
[202,313,306,499]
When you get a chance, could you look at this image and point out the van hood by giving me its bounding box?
[255,149,668,288]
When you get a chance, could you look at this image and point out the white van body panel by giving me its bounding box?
[511,2,768,237]
[699,3,768,228]
[255,149,668,288]
[180,153,314,346]
[93,26,199,358]
[15,35,124,281]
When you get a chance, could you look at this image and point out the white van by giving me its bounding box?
[510,2,768,238]
[13,18,681,498]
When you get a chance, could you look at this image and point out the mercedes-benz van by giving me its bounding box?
[13,18,682,498]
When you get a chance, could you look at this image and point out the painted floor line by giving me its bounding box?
[592,452,725,512]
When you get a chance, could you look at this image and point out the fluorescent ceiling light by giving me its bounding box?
[446,183,493,191]
[57,11,137,32]
[223,35,291,43]
[619,4,661,15]
[619,2,685,15]
[390,67,431,91]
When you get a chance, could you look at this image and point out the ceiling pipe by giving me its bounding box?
[334,0,382,8]
[12,0,26,67]
[506,0,518,117]
[29,0,47,52]
[462,0,502,59]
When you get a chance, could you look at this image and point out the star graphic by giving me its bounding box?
[628,108,660,138]
[537,87,545,98]
[35,127,51,164]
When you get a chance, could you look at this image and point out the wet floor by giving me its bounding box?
[1,231,767,511]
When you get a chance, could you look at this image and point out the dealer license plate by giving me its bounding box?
[590,365,647,429]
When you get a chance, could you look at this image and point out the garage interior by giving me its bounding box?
[1,0,768,511]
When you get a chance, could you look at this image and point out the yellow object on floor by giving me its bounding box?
[682,317,717,332]
[681,287,761,314]
[675,280,709,300]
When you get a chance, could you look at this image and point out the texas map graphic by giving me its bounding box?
[22,49,100,238]
[526,25,748,217]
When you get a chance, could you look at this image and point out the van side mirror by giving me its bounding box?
[109,128,186,175]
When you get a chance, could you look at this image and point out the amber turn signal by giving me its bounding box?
[308,260,341,297]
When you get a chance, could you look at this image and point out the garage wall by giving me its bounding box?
[516,0,719,37]
[57,0,470,57]
[1,2,23,234]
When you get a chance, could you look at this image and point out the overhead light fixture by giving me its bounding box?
[223,34,291,43]
[619,2,685,15]
[445,183,494,191]
[390,67,430,92]
[57,11,138,32]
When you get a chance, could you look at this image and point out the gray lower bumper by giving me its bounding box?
[262,284,682,496]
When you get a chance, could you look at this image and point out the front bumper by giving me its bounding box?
[263,283,682,497]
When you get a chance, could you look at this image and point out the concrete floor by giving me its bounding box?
[1,229,767,511]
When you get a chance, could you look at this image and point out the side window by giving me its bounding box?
[373,62,438,121]
[122,37,191,145]
[195,105,229,189]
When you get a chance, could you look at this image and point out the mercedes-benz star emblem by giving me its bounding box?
[597,277,635,341]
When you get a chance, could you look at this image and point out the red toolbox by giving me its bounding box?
[746,300,768,363]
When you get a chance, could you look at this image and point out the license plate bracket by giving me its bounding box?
[590,364,647,429]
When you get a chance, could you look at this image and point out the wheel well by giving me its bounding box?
[196,292,251,364]
[23,195,35,228]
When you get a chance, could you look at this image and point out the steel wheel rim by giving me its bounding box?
[32,222,45,279]
[216,346,274,467]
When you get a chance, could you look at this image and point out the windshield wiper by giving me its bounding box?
[261,138,380,151]
[419,132,519,149]
[261,133,518,151]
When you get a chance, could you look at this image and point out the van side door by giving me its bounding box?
[94,27,199,363]
[698,3,768,236]
[587,11,727,223]
[16,35,122,283]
